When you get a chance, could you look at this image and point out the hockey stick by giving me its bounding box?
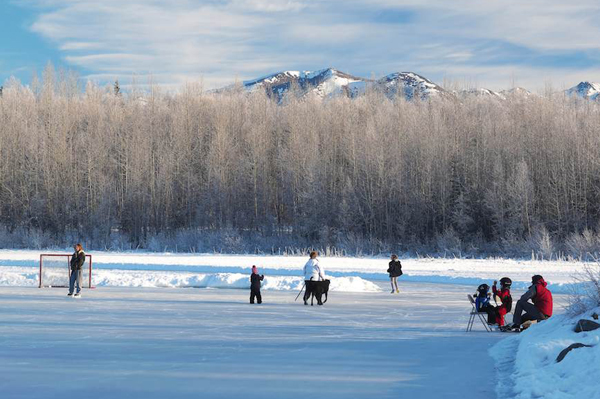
[294,282,306,301]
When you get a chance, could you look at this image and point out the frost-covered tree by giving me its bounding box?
[1,73,600,255]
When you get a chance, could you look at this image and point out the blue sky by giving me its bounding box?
[0,2,60,83]
[2,0,600,91]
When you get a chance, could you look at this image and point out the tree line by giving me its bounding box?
[2,66,600,259]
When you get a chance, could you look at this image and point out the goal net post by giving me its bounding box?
[39,254,93,288]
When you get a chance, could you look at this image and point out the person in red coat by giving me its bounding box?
[509,275,553,329]
[492,277,512,327]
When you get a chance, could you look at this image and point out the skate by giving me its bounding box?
[521,320,537,330]
[499,323,521,333]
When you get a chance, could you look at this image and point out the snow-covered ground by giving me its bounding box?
[491,307,600,399]
[0,250,589,293]
[0,282,523,399]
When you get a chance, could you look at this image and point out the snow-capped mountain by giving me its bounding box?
[456,87,532,100]
[242,68,369,101]
[456,88,505,100]
[500,87,531,97]
[565,82,600,101]
[228,68,449,101]
[376,72,449,100]
[220,68,598,104]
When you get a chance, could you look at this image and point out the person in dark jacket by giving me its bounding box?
[387,254,403,294]
[250,265,264,304]
[68,243,86,297]
[507,275,553,329]
[473,283,496,324]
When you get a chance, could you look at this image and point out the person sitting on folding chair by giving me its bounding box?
[474,283,496,325]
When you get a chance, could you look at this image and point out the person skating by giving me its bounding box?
[302,251,324,305]
[250,265,264,304]
[68,243,85,297]
[504,275,553,331]
[491,277,513,327]
[387,254,403,293]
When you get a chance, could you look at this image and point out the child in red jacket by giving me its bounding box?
[492,277,513,327]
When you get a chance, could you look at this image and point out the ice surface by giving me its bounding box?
[0,250,579,398]
[0,282,509,399]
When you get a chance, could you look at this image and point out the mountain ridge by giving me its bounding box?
[220,68,598,102]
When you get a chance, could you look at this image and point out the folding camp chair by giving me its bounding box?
[467,294,493,332]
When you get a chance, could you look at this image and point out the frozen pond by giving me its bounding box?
[0,282,565,398]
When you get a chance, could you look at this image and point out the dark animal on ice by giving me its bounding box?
[307,280,330,306]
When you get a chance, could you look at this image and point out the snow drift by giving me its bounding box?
[490,309,600,399]
[0,250,590,293]
[93,271,381,292]
[0,265,381,292]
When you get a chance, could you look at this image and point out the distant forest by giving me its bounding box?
[2,66,600,259]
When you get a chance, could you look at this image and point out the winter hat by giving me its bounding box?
[499,277,512,289]
[532,275,546,286]
[476,283,490,297]
[252,265,258,274]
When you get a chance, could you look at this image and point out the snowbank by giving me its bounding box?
[94,271,381,292]
[0,266,381,292]
[0,250,589,293]
[490,309,600,399]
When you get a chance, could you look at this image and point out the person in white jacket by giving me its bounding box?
[302,251,324,305]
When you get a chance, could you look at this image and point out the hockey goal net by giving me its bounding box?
[39,253,93,288]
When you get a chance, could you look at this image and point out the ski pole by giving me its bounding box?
[295,282,305,301]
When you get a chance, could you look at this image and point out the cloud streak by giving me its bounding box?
[15,0,600,90]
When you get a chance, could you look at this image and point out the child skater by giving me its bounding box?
[492,277,513,327]
[474,283,496,324]
[250,265,264,304]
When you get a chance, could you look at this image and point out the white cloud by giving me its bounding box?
[59,42,104,51]
[26,0,278,89]
[18,0,600,91]
[357,0,600,51]
[233,0,308,13]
